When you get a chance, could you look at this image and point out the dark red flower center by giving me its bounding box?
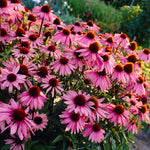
[0,28,7,36]
[70,112,80,122]
[107,37,113,43]
[29,86,40,97]
[11,0,20,3]
[124,62,134,74]
[62,28,71,36]
[139,105,147,113]
[88,97,98,111]
[0,0,7,8]
[74,51,83,59]
[71,30,76,35]
[37,66,48,78]
[92,123,101,132]
[34,116,42,125]
[87,20,93,26]
[18,64,28,75]
[137,61,142,68]
[16,27,25,37]
[127,54,137,63]
[28,14,36,22]
[143,48,150,55]
[97,69,106,76]
[114,104,124,114]
[20,47,29,54]
[53,17,61,25]
[48,45,56,52]
[13,108,26,121]
[60,57,69,65]
[141,96,147,104]
[29,34,38,41]
[77,31,82,35]
[74,94,86,106]
[87,31,95,39]
[49,78,58,87]
[120,33,127,39]
[130,100,136,106]
[115,64,123,72]
[74,21,81,26]
[41,4,51,13]
[129,41,137,51]
[21,41,30,48]
[137,76,144,84]
[84,78,91,85]
[105,46,112,53]
[126,92,132,98]
[44,30,52,38]
[7,73,16,82]
[98,33,103,39]
[89,41,100,53]
[101,54,110,62]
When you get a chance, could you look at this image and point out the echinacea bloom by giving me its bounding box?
[8,0,25,12]
[41,75,63,97]
[59,109,85,134]
[51,56,75,76]
[0,66,26,93]
[18,86,47,110]
[101,36,117,48]
[106,104,130,127]
[29,112,48,131]
[5,135,27,150]
[125,41,137,53]
[15,27,26,39]
[83,123,105,143]
[68,21,83,32]
[62,90,93,116]
[0,99,35,140]
[137,48,150,63]
[126,119,138,134]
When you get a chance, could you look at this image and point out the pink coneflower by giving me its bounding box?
[101,36,117,48]
[68,21,83,32]
[32,4,56,22]
[83,123,105,143]
[29,112,48,131]
[137,48,150,63]
[0,66,26,93]
[40,44,61,59]
[11,47,35,59]
[18,86,47,110]
[59,109,85,134]
[41,75,63,97]
[5,135,27,150]
[62,90,93,116]
[106,104,130,127]
[124,41,137,53]
[51,28,74,46]
[15,27,26,39]
[8,0,25,12]
[85,69,111,91]
[51,56,75,76]
[0,99,35,140]
[126,119,138,134]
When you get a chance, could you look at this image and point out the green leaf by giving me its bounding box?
[103,142,111,150]
[112,128,120,142]
[122,144,129,150]
[52,135,63,143]
[1,145,11,150]
[110,137,116,150]
[45,145,56,150]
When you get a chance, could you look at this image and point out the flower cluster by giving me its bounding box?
[0,0,150,149]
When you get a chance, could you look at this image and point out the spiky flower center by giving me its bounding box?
[13,108,26,121]
[0,0,7,8]
[139,105,147,113]
[127,54,137,63]
[74,51,83,59]
[16,27,25,37]
[48,45,56,52]
[20,47,29,54]
[74,94,86,106]
[84,78,91,85]
[29,86,40,97]
[87,20,93,26]
[21,41,30,48]
[28,14,36,22]
[18,64,28,75]
[74,21,80,26]
[44,31,52,38]
[141,96,147,104]
[129,41,137,51]
[124,62,134,74]
[1,28,7,36]
[97,69,106,76]
[114,104,124,114]
[53,17,61,25]
[137,76,144,84]
[71,30,76,35]
[130,100,136,106]
[88,97,98,110]
[41,4,51,13]
[37,66,48,78]
[107,37,113,43]
[11,0,20,3]
[70,112,80,122]
[101,54,110,62]
[120,33,127,39]
[49,78,58,87]
[143,48,150,55]
[115,64,123,72]
[62,28,70,36]
[89,41,100,53]
[34,116,42,125]
[29,34,38,41]
[105,46,112,53]
[92,123,101,132]
[60,57,69,65]
[126,92,132,98]
[7,73,16,82]
[87,31,95,39]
